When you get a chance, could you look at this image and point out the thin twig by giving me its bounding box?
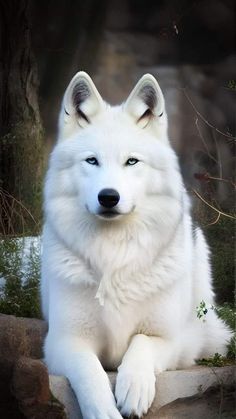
[212,129,223,179]
[182,88,236,141]
[207,175,236,189]
[192,189,236,220]
[0,186,39,235]
[195,173,236,189]
[206,212,221,226]
[0,187,37,225]
[195,117,218,164]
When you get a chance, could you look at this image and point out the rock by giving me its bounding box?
[49,376,82,419]
[0,314,47,365]
[0,314,47,418]
[12,357,67,419]
[49,365,236,418]
[157,385,236,419]
[152,364,235,410]
[0,314,235,418]
[12,357,50,404]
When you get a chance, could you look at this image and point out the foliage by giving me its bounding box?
[196,353,230,367]
[0,237,41,318]
[196,302,236,364]
[0,123,44,236]
[216,303,236,360]
[216,303,235,331]
[196,300,215,321]
[227,79,236,90]
[204,217,235,304]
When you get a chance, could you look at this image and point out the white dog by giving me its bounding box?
[41,72,231,418]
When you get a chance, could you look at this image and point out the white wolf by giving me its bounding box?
[41,72,231,418]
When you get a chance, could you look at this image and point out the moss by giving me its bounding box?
[0,120,45,235]
[204,217,235,305]
[196,353,234,367]
[216,303,236,360]
[196,303,236,365]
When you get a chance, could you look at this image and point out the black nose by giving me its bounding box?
[98,188,120,208]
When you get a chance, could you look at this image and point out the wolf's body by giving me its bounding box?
[41,72,230,418]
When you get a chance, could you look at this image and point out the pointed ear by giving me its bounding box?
[124,74,165,128]
[62,71,104,130]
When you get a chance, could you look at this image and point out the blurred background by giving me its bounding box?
[35,0,236,197]
[0,0,235,311]
[33,0,235,207]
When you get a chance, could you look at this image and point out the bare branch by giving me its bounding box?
[192,188,236,220]
[206,212,221,226]
[182,88,236,141]
[195,117,218,164]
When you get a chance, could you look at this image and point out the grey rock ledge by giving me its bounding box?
[49,365,236,418]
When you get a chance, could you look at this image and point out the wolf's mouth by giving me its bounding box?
[98,210,120,219]
[86,205,135,219]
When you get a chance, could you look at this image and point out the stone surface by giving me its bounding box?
[12,357,66,419]
[0,314,47,363]
[12,357,50,404]
[0,314,48,418]
[0,317,235,418]
[152,365,235,410]
[49,365,236,418]
[157,384,236,419]
[49,375,82,419]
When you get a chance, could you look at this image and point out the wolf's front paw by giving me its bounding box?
[81,401,122,419]
[115,366,156,418]
[79,386,123,419]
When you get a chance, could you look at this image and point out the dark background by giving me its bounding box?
[32,0,235,204]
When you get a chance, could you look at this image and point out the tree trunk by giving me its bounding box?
[0,0,44,235]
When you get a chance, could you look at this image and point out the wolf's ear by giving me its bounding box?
[62,71,104,130]
[124,74,165,128]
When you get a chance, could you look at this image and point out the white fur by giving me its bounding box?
[41,72,231,418]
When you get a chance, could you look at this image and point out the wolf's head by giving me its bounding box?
[45,72,183,239]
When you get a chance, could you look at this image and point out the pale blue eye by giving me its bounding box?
[86,157,99,165]
[125,158,139,166]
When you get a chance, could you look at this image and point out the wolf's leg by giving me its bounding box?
[115,333,185,418]
[45,336,122,419]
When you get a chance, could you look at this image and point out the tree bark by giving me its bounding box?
[0,0,44,235]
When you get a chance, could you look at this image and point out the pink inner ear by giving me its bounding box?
[136,108,154,129]
[137,108,153,123]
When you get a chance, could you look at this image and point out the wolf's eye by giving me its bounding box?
[86,157,99,165]
[125,158,139,166]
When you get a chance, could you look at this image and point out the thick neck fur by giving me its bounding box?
[46,191,186,308]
